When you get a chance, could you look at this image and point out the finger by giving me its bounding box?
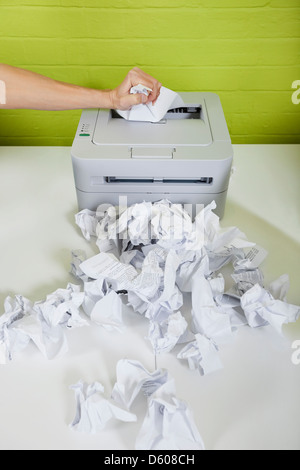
[148,83,162,105]
[119,91,147,110]
[133,92,148,105]
[129,68,161,98]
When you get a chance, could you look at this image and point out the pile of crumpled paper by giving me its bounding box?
[74,199,299,370]
[1,199,299,449]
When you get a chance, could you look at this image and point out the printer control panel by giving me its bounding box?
[76,112,97,137]
[79,122,91,137]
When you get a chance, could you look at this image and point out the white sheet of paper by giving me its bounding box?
[110,360,205,449]
[177,333,223,376]
[231,267,264,296]
[111,359,169,410]
[90,290,124,332]
[0,284,87,363]
[81,278,107,316]
[80,252,138,288]
[135,379,205,450]
[70,381,137,434]
[243,245,269,269]
[148,311,188,355]
[70,249,89,282]
[116,86,184,123]
[191,273,233,345]
[75,209,98,241]
[0,295,33,364]
[241,283,300,334]
[130,84,153,95]
[268,274,290,302]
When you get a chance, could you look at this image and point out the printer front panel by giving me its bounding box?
[72,154,232,197]
[73,154,231,219]
[75,187,228,218]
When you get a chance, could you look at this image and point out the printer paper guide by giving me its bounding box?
[116,86,184,123]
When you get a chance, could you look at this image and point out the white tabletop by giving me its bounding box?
[0,145,299,450]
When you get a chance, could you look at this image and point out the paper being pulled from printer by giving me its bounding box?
[117,86,184,123]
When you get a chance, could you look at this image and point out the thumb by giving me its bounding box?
[125,92,148,109]
[136,93,148,105]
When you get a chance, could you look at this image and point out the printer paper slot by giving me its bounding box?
[111,106,201,121]
[161,177,212,184]
[105,177,213,185]
[164,106,201,120]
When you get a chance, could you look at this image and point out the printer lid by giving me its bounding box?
[92,96,212,148]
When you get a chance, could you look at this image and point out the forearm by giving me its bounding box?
[0,64,112,110]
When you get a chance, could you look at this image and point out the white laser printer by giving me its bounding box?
[71,92,233,218]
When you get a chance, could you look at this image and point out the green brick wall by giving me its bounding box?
[0,0,299,145]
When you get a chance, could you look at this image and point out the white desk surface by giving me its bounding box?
[0,144,299,450]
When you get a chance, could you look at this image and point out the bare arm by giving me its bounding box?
[0,64,161,111]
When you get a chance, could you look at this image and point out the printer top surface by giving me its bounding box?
[72,92,232,162]
[93,93,212,147]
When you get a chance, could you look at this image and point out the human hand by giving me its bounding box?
[109,67,162,110]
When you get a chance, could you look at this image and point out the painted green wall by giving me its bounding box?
[0,0,299,145]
